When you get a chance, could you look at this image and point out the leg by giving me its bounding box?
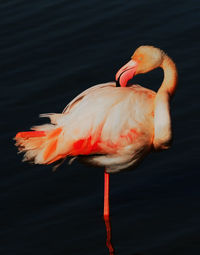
[103,170,114,254]
[104,170,110,217]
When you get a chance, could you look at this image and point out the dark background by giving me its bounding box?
[1,0,200,254]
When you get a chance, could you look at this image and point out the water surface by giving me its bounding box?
[1,0,200,254]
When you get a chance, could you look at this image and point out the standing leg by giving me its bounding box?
[103,170,115,254]
[104,170,110,217]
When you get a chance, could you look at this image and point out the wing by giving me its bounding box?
[57,85,155,155]
[35,83,155,170]
[16,82,155,170]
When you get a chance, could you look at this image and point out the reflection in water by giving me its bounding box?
[103,171,143,255]
[103,216,145,255]
[104,216,115,255]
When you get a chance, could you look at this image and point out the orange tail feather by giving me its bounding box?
[15,131,46,139]
[14,128,64,164]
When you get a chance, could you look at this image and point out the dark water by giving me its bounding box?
[1,0,200,254]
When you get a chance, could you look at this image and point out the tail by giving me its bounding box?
[14,122,65,165]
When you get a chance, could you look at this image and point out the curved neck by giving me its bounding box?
[153,55,178,150]
[159,55,178,96]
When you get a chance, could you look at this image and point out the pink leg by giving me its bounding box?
[103,170,115,254]
[104,171,110,218]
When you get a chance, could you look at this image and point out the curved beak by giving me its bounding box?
[115,60,138,87]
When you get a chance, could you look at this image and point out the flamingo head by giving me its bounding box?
[115,45,164,87]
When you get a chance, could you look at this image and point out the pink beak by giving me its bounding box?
[115,60,138,87]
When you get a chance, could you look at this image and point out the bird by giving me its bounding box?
[14,45,178,218]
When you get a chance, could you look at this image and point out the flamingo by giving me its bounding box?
[14,46,178,220]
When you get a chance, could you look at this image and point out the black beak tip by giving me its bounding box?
[116,79,120,87]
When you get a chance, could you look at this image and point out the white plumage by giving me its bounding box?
[14,45,178,173]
